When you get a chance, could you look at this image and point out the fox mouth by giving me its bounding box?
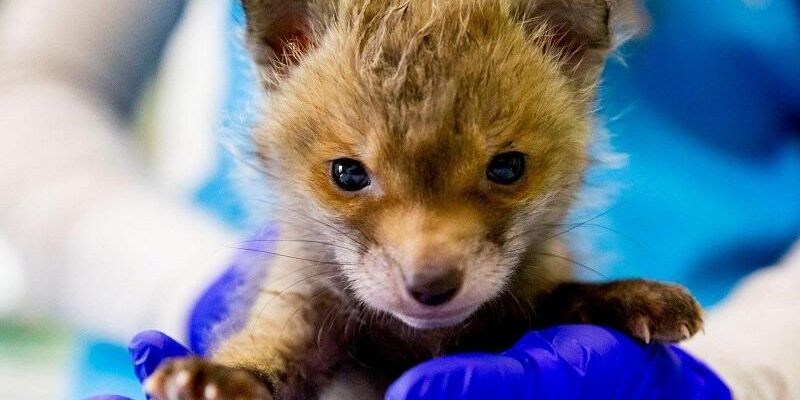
[394,307,478,329]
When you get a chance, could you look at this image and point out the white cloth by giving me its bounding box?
[685,242,800,399]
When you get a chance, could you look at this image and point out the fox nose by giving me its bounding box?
[404,268,463,306]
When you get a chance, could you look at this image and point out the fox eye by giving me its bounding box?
[487,152,526,185]
[331,158,371,191]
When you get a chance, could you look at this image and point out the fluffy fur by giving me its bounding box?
[147,1,702,399]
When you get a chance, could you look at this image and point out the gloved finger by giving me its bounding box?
[129,330,192,384]
[385,353,531,400]
[386,326,636,400]
[509,326,732,400]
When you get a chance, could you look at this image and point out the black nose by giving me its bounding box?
[405,268,463,306]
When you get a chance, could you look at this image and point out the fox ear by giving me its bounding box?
[241,0,334,85]
[512,0,613,86]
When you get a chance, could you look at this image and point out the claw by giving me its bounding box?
[680,325,691,340]
[634,317,651,344]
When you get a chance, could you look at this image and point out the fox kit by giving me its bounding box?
[148,0,702,399]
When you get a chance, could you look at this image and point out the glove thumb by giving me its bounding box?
[129,330,192,384]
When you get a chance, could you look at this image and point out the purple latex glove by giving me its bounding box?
[129,331,193,387]
[119,226,731,400]
[123,326,731,400]
[386,325,731,400]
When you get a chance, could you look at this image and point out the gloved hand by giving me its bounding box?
[101,225,732,400]
[118,326,730,400]
[386,325,732,400]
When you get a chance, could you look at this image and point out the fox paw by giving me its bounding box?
[145,356,272,400]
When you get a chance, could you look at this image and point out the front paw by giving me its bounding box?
[145,356,273,400]
[609,280,704,343]
[547,279,704,343]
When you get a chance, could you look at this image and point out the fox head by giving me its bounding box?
[245,0,614,329]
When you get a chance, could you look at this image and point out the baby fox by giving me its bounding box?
[147,0,702,399]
